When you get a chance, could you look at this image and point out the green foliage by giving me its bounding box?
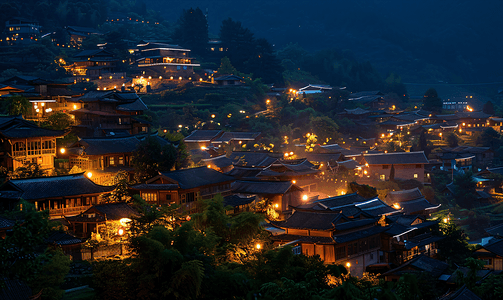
[437,222,471,266]
[217,56,238,75]
[131,135,177,182]
[349,182,377,198]
[422,88,442,112]
[30,248,71,300]
[8,96,30,117]
[478,274,503,300]
[310,116,339,144]
[453,171,477,209]
[10,161,46,179]
[172,7,208,57]
[446,132,459,148]
[101,171,131,203]
[476,127,501,151]
[44,112,74,131]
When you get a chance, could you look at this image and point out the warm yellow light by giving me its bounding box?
[73,104,77,110]
[381,133,385,138]
[292,180,296,184]
[393,203,401,209]
[266,99,270,104]
[320,163,324,167]
[439,133,442,136]
[211,114,215,118]
[118,228,124,236]
[364,170,368,175]
[443,218,448,223]
[41,102,45,107]
[179,77,182,80]
[462,123,466,126]
[302,195,308,201]
[201,146,207,150]
[290,152,293,155]
[86,172,92,179]
[284,153,289,157]
[60,148,66,154]
[178,125,183,128]
[120,218,132,226]
[306,133,311,137]
[346,262,351,268]
[199,78,203,81]
[256,243,261,250]
[207,164,211,168]
[274,204,279,208]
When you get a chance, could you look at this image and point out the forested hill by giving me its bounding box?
[144,0,503,85]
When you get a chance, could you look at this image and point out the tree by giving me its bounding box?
[310,116,339,144]
[477,127,501,151]
[216,56,238,75]
[172,7,208,57]
[453,171,477,209]
[8,96,30,117]
[483,101,495,115]
[44,112,74,131]
[246,38,284,84]
[349,182,377,198]
[219,18,256,72]
[437,222,470,266]
[10,161,46,179]
[446,132,459,148]
[423,88,442,112]
[131,136,177,182]
[101,171,132,203]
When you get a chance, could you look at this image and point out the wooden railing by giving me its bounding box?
[49,205,91,218]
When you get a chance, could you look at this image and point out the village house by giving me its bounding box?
[65,134,168,184]
[68,90,150,137]
[0,116,66,171]
[66,26,103,46]
[1,17,41,45]
[382,255,449,282]
[348,91,387,110]
[0,173,114,219]
[473,239,503,271]
[66,202,138,239]
[214,75,244,86]
[385,188,440,216]
[360,151,429,182]
[183,130,262,150]
[269,208,385,277]
[66,49,118,79]
[133,41,200,77]
[130,167,235,213]
[231,180,303,213]
[0,76,81,121]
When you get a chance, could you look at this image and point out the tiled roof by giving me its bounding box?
[130,183,178,190]
[0,278,33,300]
[271,233,335,244]
[337,159,360,170]
[225,167,262,179]
[363,151,428,165]
[442,146,492,154]
[214,75,244,81]
[211,132,261,143]
[334,218,376,231]
[304,153,344,162]
[0,116,65,138]
[232,180,297,194]
[312,193,367,208]
[202,155,233,168]
[386,188,423,202]
[273,210,342,230]
[184,130,223,142]
[90,202,139,220]
[228,152,278,167]
[117,98,148,111]
[485,222,503,237]
[223,194,256,207]
[74,49,112,58]
[0,216,15,229]
[382,254,449,278]
[0,173,114,200]
[159,167,235,190]
[482,239,503,257]
[348,90,383,98]
[456,111,492,119]
[334,225,387,243]
[70,135,143,155]
[439,286,482,300]
[46,231,82,245]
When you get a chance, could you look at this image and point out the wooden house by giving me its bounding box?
[134,41,200,77]
[360,151,429,182]
[214,75,244,86]
[2,17,41,46]
[66,202,138,239]
[382,254,449,282]
[0,173,114,219]
[130,167,235,213]
[0,116,66,171]
[67,49,117,79]
[385,188,441,216]
[66,26,102,46]
[68,90,149,137]
[473,239,503,271]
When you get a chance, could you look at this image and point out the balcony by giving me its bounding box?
[49,205,91,218]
